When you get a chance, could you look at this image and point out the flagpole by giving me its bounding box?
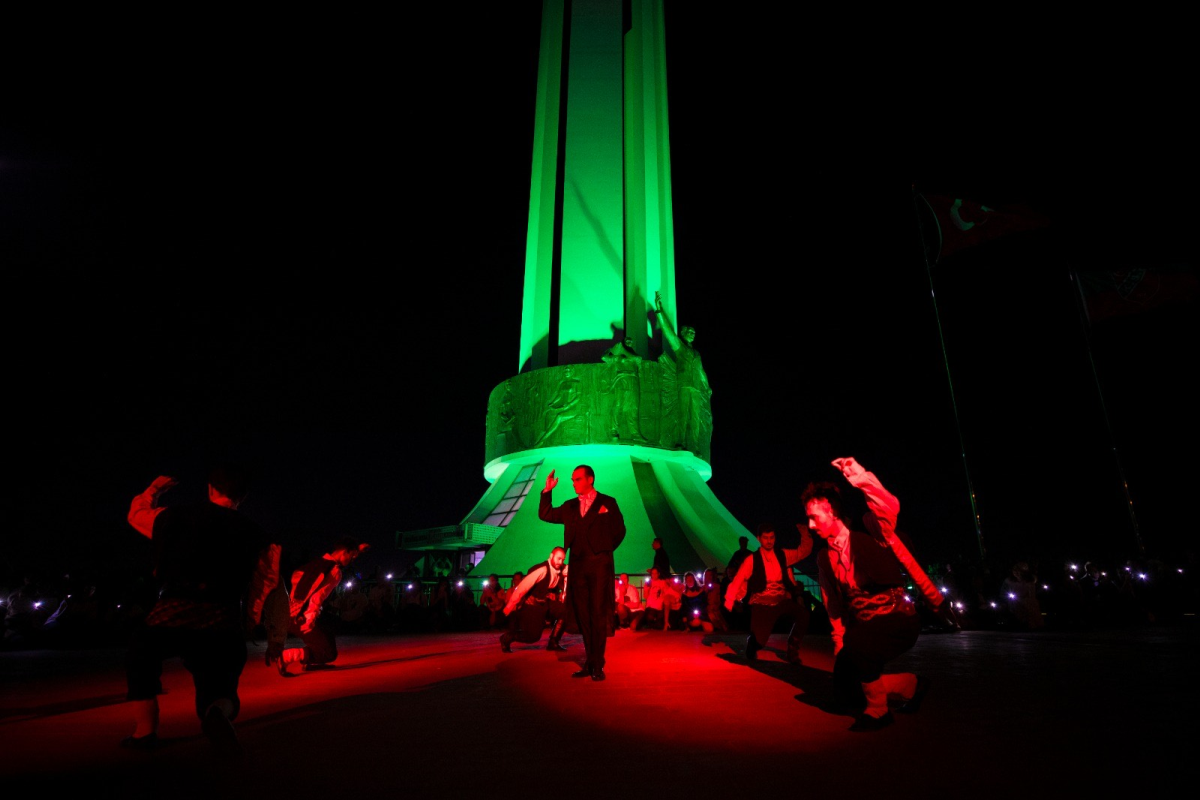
[1068,269,1146,556]
[912,185,987,562]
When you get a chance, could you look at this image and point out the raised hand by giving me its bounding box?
[831,457,864,480]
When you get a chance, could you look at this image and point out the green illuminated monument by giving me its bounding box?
[412,0,752,577]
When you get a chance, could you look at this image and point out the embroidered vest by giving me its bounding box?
[746,549,796,597]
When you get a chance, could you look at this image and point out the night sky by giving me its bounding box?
[4,4,1195,586]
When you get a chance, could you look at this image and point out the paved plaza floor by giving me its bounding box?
[1,621,1194,797]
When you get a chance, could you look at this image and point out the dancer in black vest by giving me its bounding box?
[723,522,813,663]
[804,457,928,732]
[275,537,369,676]
[500,547,569,652]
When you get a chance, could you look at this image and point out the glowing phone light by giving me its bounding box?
[1007,593,1016,600]
[940,587,948,594]
[1042,585,1049,591]
[407,584,414,590]
[457,581,464,587]
[989,602,997,608]
[693,609,700,616]
[386,573,394,580]
[1069,564,1078,571]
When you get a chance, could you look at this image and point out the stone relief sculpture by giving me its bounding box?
[654,291,712,459]
[600,336,647,444]
[483,344,705,464]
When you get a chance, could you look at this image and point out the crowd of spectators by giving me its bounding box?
[4,549,1196,651]
[917,550,1199,632]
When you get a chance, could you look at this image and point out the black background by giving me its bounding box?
[3,4,1194,586]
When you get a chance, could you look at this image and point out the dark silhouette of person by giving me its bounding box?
[727,536,752,575]
[122,466,281,755]
[652,537,672,578]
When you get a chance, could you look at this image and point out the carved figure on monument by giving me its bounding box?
[601,336,646,444]
[654,291,713,458]
[535,369,581,448]
[495,381,525,453]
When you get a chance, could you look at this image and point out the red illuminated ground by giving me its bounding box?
[1,624,1191,796]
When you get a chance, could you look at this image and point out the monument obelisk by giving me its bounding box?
[464,0,752,577]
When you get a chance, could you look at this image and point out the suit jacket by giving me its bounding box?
[539,490,626,560]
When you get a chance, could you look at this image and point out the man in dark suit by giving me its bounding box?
[538,465,626,681]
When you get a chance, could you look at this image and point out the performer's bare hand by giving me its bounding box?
[831,457,864,479]
[544,469,558,492]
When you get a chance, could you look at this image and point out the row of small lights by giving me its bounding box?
[343,574,705,591]
[5,564,1186,618]
[932,562,1186,613]
[5,563,1186,609]
[344,564,1188,597]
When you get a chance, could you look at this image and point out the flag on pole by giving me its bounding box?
[1075,265,1198,325]
[918,193,1052,264]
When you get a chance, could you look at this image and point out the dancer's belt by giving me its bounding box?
[847,587,915,623]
